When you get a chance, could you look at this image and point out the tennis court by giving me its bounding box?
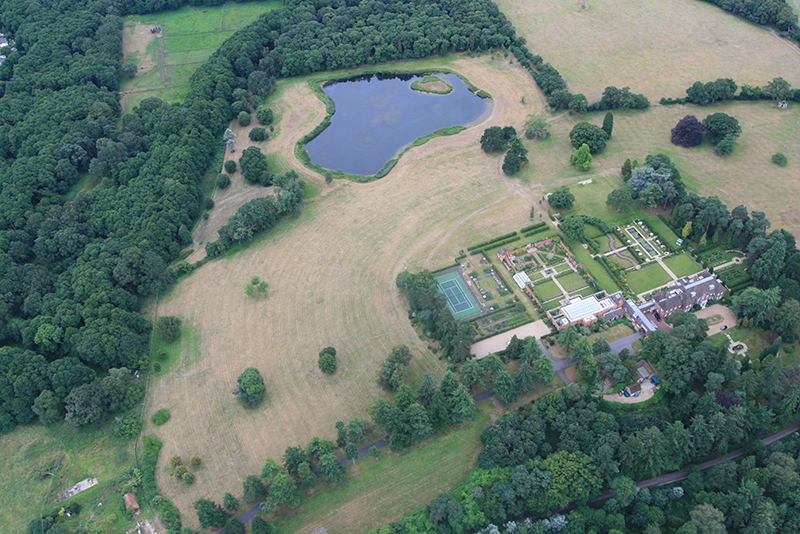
[435,271,481,320]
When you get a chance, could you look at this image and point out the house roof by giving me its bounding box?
[123,493,139,510]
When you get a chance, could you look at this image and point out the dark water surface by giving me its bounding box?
[305,73,489,176]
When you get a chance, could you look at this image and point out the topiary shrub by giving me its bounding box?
[216,173,231,189]
[772,152,788,166]
[237,111,251,127]
[249,127,268,142]
[174,465,187,477]
[182,472,195,484]
[190,455,202,468]
[152,408,171,426]
[224,160,237,173]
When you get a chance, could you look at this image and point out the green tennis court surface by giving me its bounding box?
[436,271,481,319]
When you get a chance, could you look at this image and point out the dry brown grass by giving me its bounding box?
[495,0,800,101]
[150,46,800,528]
[148,54,548,529]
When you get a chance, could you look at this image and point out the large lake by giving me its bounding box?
[305,73,489,176]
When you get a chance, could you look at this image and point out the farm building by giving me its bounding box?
[652,270,724,318]
[123,493,140,513]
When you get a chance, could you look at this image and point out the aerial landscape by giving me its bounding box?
[2,0,800,533]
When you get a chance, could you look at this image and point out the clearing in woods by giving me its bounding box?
[0,424,136,533]
[494,0,800,101]
[120,2,281,112]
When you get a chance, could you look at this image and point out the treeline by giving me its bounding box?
[661,76,800,105]
[205,172,304,257]
[699,0,800,45]
[510,45,648,113]
[396,270,475,363]
[368,317,800,534]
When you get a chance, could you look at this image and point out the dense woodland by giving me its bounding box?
[369,319,800,534]
[0,0,518,435]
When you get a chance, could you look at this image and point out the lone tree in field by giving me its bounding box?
[239,146,271,186]
[156,316,181,344]
[671,115,705,147]
[224,159,237,173]
[569,122,608,154]
[318,346,337,374]
[234,368,266,407]
[377,344,412,391]
[703,113,741,143]
[773,152,788,166]
[524,115,550,139]
[502,137,529,175]
[602,112,614,138]
[480,125,515,153]
[570,143,592,171]
[548,186,575,210]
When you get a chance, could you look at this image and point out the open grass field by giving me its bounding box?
[663,252,704,278]
[145,54,554,529]
[121,2,281,112]
[519,101,800,238]
[0,423,136,533]
[495,0,800,102]
[626,262,673,294]
[273,402,493,534]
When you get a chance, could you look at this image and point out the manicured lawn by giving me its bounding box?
[271,403,493,534]
[625,263,672,294]
[663,253,703,278]
[533,278,562,301]
[588,322,636,344]
[557,271,587,293]
[570,245,622,293]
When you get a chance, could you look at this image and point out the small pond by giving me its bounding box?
[305,73,489,176]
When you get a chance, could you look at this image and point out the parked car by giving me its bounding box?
[633,392,640,397]
[650,376,660,385]
[623,389,631,397]
[654,312,662,322]
[720,325,728,331]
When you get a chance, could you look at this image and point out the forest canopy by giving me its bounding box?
[0,0,520,432]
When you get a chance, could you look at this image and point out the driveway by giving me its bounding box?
[538,340,573,385]
[471,320,551,359]
[609,332,643,356]
[695,304,737,332]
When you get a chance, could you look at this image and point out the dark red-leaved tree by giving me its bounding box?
[670,115,705,147]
